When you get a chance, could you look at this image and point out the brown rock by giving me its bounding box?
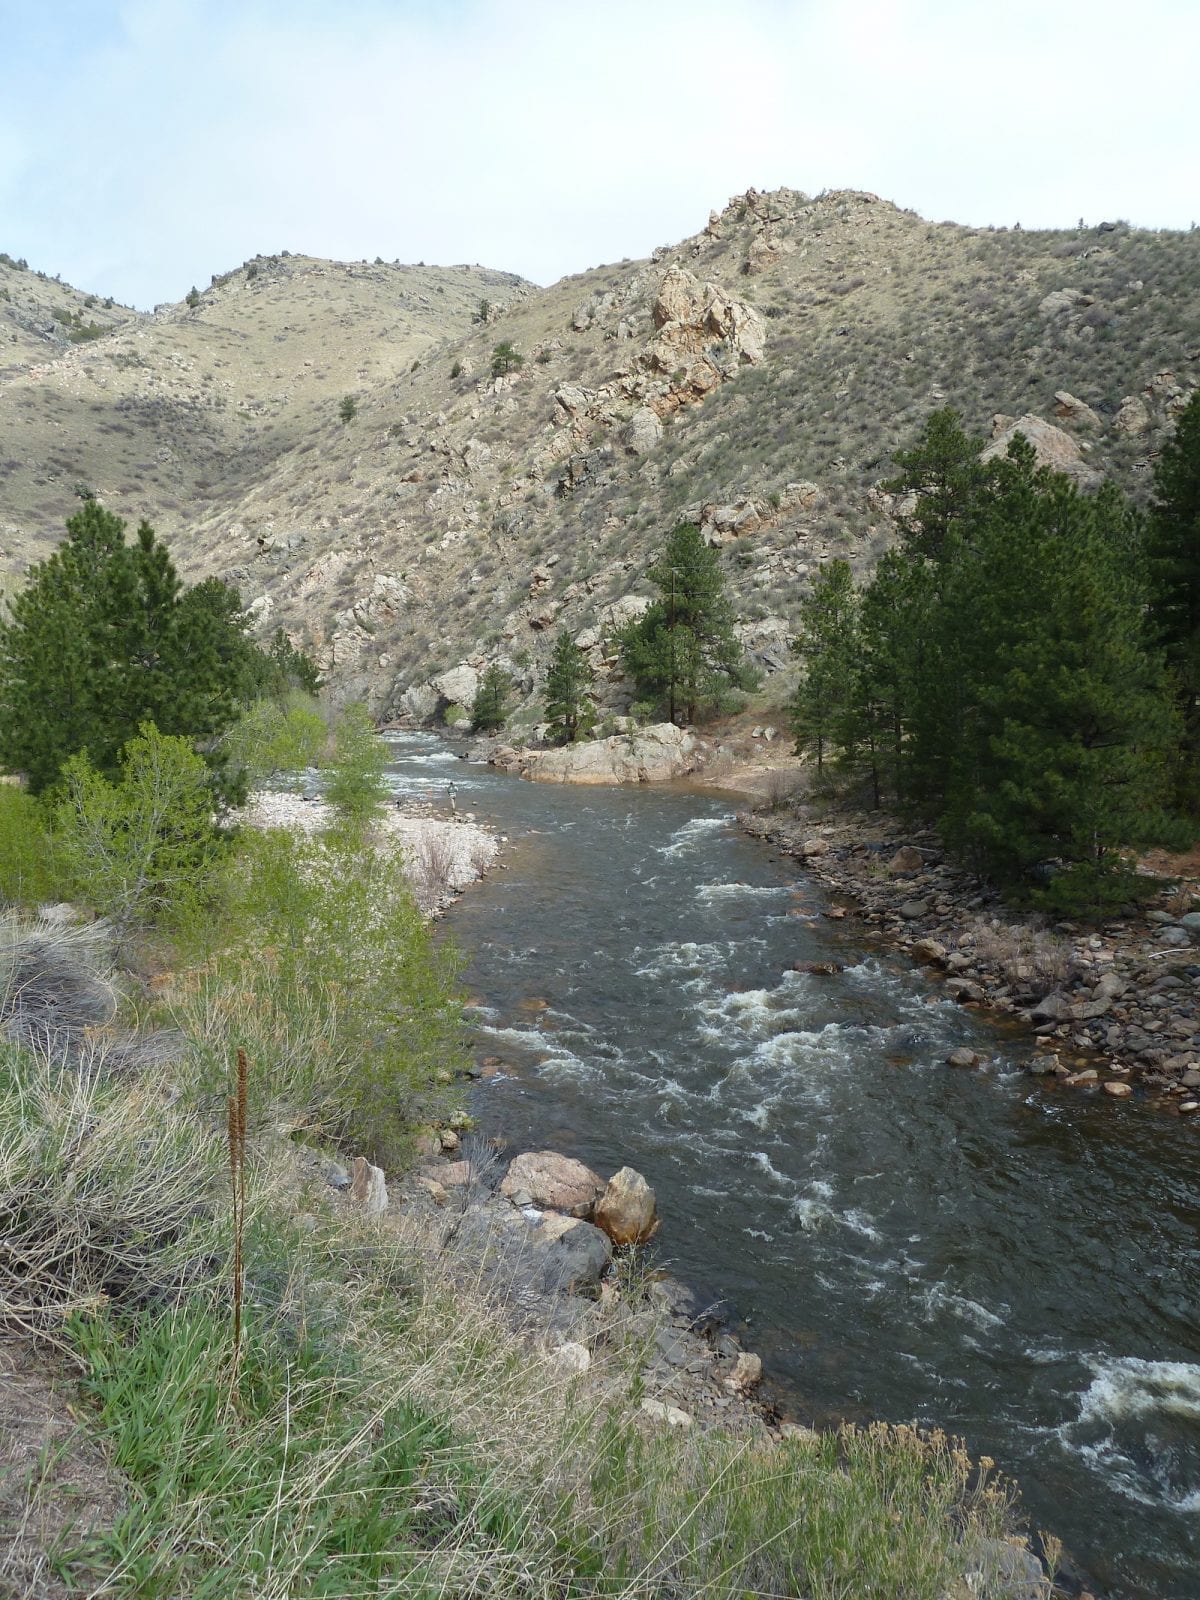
[501,1150,605,1218]
[888,845,925,875]
[946,1048,981,1068]
[725,1352,763,1392]
[594,1166,659,1246]
[981,413,1103,489]
[1103,1080,1133,1098]
[350,1155,388,1214]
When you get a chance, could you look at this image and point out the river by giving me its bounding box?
[385,731,1200,1599]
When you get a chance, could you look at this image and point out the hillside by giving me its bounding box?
[1,189,1197,718]
[0,252,526,582]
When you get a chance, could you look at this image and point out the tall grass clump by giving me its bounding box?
[171,824,465,1163]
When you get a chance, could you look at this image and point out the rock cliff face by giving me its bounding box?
[2,190,1197,721]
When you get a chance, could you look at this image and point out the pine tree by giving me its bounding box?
[544,630,594,744]
[1146,390,1200,810]
[0,502,263,792]
[619,522,751,724]
[882,407,988,564]
[471,665,512,732]
[790,559,860,778]
[942,459,1177,904]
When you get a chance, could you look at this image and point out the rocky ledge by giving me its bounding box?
[743,807,1200,1111]
[489,723,711,786]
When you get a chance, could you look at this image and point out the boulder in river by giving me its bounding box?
[501,1150,605,1218]
[594,1166,659,1246]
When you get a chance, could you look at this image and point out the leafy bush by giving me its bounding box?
[223,693,326,789]
[176,826,464,1160]
[338,394,357,423]
[0,786,62,906]
[320,703,389,827]
[54,724,227,938]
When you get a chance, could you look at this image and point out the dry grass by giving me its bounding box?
[968,922,1078,995]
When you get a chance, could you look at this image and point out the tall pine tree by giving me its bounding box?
[619,522,751,724]
[1146,390,1200,812]
[544,630,594,744]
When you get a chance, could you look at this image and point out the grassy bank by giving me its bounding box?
[0,817,1044,1597]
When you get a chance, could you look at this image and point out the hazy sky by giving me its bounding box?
[1,0,1196,309]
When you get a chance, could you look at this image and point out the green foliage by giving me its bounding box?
[0,786,62,906]
[619,522,753,724]
[449,359,463,379]
[68,1304,532,1599]
[247,626,322,699]
[490,340,523,377]
[185,286,201,308]
[320,703,389,827]
[338,393,358,423]
[544,629,595,744]
[796,411,1182,911]
[471,665,512,732]
[188,825,464,1159]
[0,502,262,795]
[790,559,859,775]
[473,296,490,323]
[53,724,228,936]
[1146,390,1200,810]
[882,406,990,564]
[223,692,327,789]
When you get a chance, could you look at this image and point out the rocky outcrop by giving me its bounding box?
[492,724,709,786]
[981,413,1103,489]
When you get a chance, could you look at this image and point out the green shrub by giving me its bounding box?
[222,693,327,789]
[0,786,62,906]
[176,826,464,1160]
[53,724,227,937]
[338,394,357,423]
[320,703,389,827]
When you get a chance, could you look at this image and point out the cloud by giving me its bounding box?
[0,0,1196,306]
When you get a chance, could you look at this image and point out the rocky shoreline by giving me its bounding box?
[742,805,1200,1112]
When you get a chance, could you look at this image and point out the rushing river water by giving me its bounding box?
[385,732,1200,1599]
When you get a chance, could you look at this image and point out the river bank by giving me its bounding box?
[740,802,1200,1111]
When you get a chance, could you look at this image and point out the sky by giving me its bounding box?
[1,0,1196,309]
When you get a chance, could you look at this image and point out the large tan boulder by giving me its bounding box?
[980,413,1102,489]
[500,1151,605,1218]
[514,725,705,787]
[594,1166,658,1246]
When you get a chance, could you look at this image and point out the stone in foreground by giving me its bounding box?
[594,1166,659,1246]
[501,1150,605,1218]
[349,1156,388,1214]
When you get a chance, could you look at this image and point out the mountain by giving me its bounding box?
[2,190,1197,725]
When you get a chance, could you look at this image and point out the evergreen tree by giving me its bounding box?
[882,407,988,564]
[471,665,512,732]
[939,456,1177,903]
[0,502,262,792]
[1146,390,1200,810]
[619,522,751,724]
[544,630,594,744]
[790,560,860,778]
[490,341,523,377]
